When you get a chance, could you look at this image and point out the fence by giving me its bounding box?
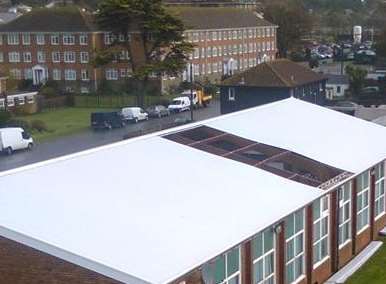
[73,95,175,109]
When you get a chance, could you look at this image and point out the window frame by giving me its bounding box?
[79,34,88,45]
[64,51,76,63]
[252,228,276,284]
[51,34,60,45]
[312,196,330,268]
[64,69,76,81]
[36,33,45,45]
[63,33,75,45]
[22,33,30,45]
[338,182,352,248]
[7,33,19,45]
[356,171,370,234]
[228,88,236,101]
[375,162,385,219]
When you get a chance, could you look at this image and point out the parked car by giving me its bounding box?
[121,107,148,123]
[0,127,33,155]
[146,105,170,118]
[168,97,191,113]
[326,101,359,115]
[91,112,125,130]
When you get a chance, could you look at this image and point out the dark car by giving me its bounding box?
[91,112,125,130]
[146,105,170,118]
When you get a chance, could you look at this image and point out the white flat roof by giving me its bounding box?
[0,135,324,284]
[1,98,385,284]
[206,98,386,174]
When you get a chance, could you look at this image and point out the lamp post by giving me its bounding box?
[189,63,194,122]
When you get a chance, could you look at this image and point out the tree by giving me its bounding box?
[345,65,368,97]
[263,0,313,57]
[95,0,194,106]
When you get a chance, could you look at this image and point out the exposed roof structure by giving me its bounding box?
[0,12,19,25]
[169,6,274,30]
[0,7,96,32]
[220,59,327,88]
[0,98,385,284]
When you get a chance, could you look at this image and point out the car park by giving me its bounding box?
[168,97,191,113]
[91,112,125,130]
[121,107,148,123]
[0,127,33,155]
[326,101,359,115]
[146,105,170,118]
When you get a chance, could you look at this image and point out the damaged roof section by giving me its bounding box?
[164,125,352,188]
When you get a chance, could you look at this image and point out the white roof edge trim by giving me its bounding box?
[161,192,325,284]
[0,226,152,284]
[0,98,293,179]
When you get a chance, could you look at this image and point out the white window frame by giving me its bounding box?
[22,33,30,45]
[36,33,45,45]
[23,52,32,63]
[338,182,352,248]
[0,52,3,63]
[285,210,305,284]
[7,33,19,45]
[81,69,89,81]
[64,69,76,81]
[356,171,370,234]
[228,88,236,101]
[252,228,275,284]
[10,68,22,80]
[24,68,33,80]
[312,196,329,268]
[37,51,45,63]
[64,51,76,63]
[52,51,60,63]
[80,52,89,63]
[52,69,61,80]
[63,34,75,45]
[51,34,60,45]
[105,68,118,80]
[79,34,88,45]
[375,162,385,219]
[8,52,20,63]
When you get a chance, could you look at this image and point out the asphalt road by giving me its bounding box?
[0,101,221,172]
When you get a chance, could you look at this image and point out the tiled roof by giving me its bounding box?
[326,74,349,85]
[170,6,274,30]
[0,7,97,32]
[221,59,327,88]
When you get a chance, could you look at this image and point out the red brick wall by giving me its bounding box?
[355,227,371,254]
[338,241,353,269]
[311,258,331,284]
[374,214,386,236]
[0,236,122,284]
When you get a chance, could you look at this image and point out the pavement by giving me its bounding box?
[0,100,220,172]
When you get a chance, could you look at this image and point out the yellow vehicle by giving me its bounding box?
[181,88,212,108]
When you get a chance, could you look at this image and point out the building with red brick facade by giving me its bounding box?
[0,98,385,284]
[0,6,276,94]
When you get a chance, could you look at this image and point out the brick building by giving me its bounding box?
[0,6,276,94]
[0,98,385,284]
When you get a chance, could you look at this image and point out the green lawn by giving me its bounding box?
[346,237,386,284]
[17,107,115,142]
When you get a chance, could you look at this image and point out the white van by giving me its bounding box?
[0,127,34,155]
[121,107,148,123]
[168,97,191,113]
[181,90,198,105]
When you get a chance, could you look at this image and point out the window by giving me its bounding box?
[22,33,30,45]
[23,52,32,62]
[51,34,59,45]
[52,51,60,63]
[192,32,199,42]
[313,196,329,266]
[285,209,305,284]
[7,33,19,45]
[120,68,127,78]
[0,52,3,62]
[201,47,205,58]
[64,51,75,63]
[119,33,125,42]
[36,34,45,45]
[63,34,75,45]
[10,68,22,80]
[357,171,370,233]
[106,68,118,80]
[219,46,222,57]
[105,33,114,45]
[24,69,32,80]
[252,228,275,284]
[0,35,2,45]
[81,69,89,81]
[375,162,385,218]
[337,86,341,94]
[207,47,212,58]
[80,52,89,63]
[213,47,218,57]
[194,48,199,59]
[79,34,88,45]
[339,182,352,246]
[212,31,217,41]
[213,62,218,73]
[228,88,236,101]
[8,52,20,63]
[37,51,45,63]
[202,246,241,284]
[52,69,61,80]
[64,69,76,81]
[81,87,89,94]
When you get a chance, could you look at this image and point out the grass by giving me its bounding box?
[17,107,115,142]
[346,237,386,284]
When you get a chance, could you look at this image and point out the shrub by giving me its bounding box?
[0,111,12,127]
[39,87,57,98]
[31,120,48,132]
[7,119,31,131]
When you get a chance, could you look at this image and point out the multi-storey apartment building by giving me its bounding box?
[0,6,276,94]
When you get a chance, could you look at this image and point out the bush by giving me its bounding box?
[7,119,31,131]
[0,111,12,127]
[31,120,48,132]
[39,87,57,98]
